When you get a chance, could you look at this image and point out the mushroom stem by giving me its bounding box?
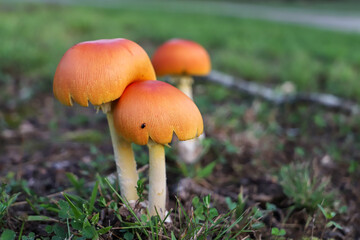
[172,76,194,99]
[147,139,166,218]
[106,111,139,201]
[172,76,203,164]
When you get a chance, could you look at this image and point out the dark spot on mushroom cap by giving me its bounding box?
[141,123,146,129]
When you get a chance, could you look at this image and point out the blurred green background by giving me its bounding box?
[1,0,360,106]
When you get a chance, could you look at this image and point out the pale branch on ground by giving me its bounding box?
[197,70,360,115]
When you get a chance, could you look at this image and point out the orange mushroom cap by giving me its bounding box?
[113,81,204,145]
[53,38,156,107]
[152,39,211,77]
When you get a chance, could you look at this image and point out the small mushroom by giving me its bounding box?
[152,38,211,99]
[53,38,156,201]
[113,81,203,218]
[152,39,211,164]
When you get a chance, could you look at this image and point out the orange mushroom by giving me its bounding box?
[152,38,211,99]
[113,81,203,218]
[152,39,210,164]
[53,38,156,201]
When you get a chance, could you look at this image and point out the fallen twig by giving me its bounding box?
[197,70,360,115]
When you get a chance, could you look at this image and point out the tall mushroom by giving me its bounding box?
[151,39,211,164]
[53,38,156,201]
[113,81,203,218]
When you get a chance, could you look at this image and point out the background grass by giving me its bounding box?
[1,1,360,103]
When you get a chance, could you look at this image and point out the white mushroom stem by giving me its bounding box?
[104,105,139,201]
[172,76,194,99]
[172,76,204,164]
[177,137,203,164]
[147,139,166,218]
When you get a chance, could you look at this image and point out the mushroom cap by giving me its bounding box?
[152,39,211,77]
[113,81,204,145]
[53,38,156,107]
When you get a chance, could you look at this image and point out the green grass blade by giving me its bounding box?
[88,181,99,213]
[63,193,82,219]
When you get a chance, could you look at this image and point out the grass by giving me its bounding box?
[0,174,260,239]
[0,2,360,105]
[278,162,335,212]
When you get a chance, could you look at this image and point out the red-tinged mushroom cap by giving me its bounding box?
[53,38,156,107]
[113,81,204,145]
[152,39,211,77]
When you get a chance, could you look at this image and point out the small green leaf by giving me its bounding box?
[279,229,286,236]
[197,161,217,179]
[197,214,206,221]
[65,172,80,188]
[124,232,134,240]
[8,193,20,207]
[203,195,211,208]
[97,226,112,235]
[339,205,348,214]
[314,114,326,128]
[91,213,99,225]
[252,207,264,218]
[90,145,98,155]
[209,208,219,219]
[194,206,204,216]
[71,219,83,231]
[348,160,358,174]
[82,218,91,228]
[251,222,265,229]
[53,224,67,239]
[45,225,53,234]
[22,232,35,240]
[0,229,16,240]
[225,197,237,210]
[82,226,97,239]
[271,227,280,235]
[294,147,305,157]
[326,221,343,230]
[271,227,286,236]
[266,203,277,211]
[224,140,238,154]
[318,204,334,220]
[192,196,200,207]
[58,200,70,219]
[140,214,148,223]
[21,181,32,196]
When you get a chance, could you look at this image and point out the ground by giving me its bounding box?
[1,1,360,239]
[1,84,360,239]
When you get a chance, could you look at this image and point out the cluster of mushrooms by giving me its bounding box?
[53,38,211,219]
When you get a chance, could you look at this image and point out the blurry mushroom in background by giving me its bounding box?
[152,38,211,99]
[151,39,211,164]
[113,81,203,218]
[53,38,156,201]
